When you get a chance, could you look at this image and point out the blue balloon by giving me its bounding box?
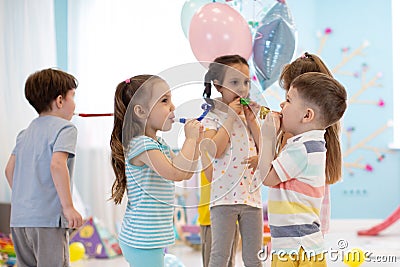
[261,0,295,27]
[252,0,296,90]
[180,0,224,38]
[164,253,185,267]
[253,17,296,90]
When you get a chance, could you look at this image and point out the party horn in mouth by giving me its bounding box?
[176,102,212,123]
[259,106,271,119]
[240,98,251,106]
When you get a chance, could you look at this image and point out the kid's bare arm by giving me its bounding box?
[134,120,203,181]
[200,142,214,182]
[259,112,281,186]
[171,120,203,176]
[50,152,83,228]
[244,101,261,150]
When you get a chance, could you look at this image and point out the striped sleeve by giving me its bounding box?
[127,136,160,161]
[272,143,307,182]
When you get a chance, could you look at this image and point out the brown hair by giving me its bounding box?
[279,52,332,91]
[292,72,347,184]
[279,53,342,184]
[25,68,78,114]
[110,75,162,204]
[203,54,249,100]
[292,72,347,127]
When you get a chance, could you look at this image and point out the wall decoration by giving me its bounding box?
[316,32,393,175]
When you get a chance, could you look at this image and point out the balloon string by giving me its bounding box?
[252,0,256,23]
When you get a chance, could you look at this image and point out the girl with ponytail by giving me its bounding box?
[110,75,203,266]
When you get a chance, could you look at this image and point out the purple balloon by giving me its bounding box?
[253,17,296,90]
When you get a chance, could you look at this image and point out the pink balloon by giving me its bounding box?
[189,3,252,64]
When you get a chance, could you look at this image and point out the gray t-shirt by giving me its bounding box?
[10,116,77,228]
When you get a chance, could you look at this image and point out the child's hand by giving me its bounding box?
[243,100,260,121]
[261,111,281,146]
[270,111,281,134]
[242,155,258,172]
[63,207,83,229]
[184,119,204,141]
[261,112,281,138]
[227,98,243,116]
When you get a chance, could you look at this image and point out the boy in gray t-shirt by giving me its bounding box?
[5,68,83,267]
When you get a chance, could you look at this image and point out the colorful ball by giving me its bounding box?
[344,248,365,267]
[69,242,85,262]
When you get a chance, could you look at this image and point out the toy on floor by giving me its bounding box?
[262,202,271,254]
[69,217,122,259]
[344,248,365,267]
[164,253,186,267]
[69,242,86,262]
[174,206,201,250]
[357,206,400,236]
[181,224,201,247]
[0,233,16,267]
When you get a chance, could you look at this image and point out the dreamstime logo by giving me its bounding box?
[337,239,348,249]
[257,239,398,263]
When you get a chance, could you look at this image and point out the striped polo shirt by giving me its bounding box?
[268,130,326,256]
[119,136,175,249]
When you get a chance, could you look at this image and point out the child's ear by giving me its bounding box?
[303,108,315,123]
[213,79,222,91]
[133,104,147,119]
[55,95,63,108]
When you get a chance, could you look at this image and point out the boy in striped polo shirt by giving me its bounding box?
[259,72,347,266]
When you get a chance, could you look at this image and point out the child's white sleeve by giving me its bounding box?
[202,114,218,131]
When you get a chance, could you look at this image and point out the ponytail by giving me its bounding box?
[110,75,159,204]
[110,83,130,204]
[325,122,342,184]
[203,71,213,108]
